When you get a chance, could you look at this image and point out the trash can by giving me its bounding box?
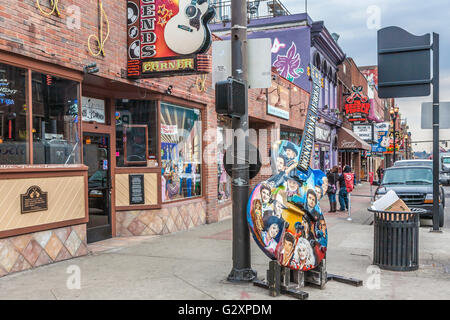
[368,208,426,271]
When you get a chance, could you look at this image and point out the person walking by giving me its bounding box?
[326,166,338,213]
[338,165,351,212]
[376,165,384,182]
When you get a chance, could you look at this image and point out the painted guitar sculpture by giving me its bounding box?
[247,65,327,271]
[164,0,215,55]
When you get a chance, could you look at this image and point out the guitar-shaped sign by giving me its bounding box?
[164,0,215,55]
[246,65,327,271]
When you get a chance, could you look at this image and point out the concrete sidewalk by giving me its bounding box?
[0,183,449,300]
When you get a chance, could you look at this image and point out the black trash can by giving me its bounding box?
[368,208,425,271]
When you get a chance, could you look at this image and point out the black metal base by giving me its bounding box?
[227,268,257,282]
[327,273,363,287]
[253,279,309,300]
[253,260,363,299]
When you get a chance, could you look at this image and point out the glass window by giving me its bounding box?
[382,168,433,185]
[0,63,29,164]
[280,130,302,146]
[32,72,80,164]
[217,116,232,203]
[161,103,202,202]
[115,100,158,167]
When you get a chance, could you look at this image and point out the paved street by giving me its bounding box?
[0,182,448,300]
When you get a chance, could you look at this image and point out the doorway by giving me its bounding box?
[83,133,112,243]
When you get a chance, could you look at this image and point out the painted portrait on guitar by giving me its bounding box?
[247,140,328,271]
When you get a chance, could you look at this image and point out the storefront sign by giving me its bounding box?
[353,124,373,142]
[82,97,106,123]
[315,125,331,142]
[298,65,322,173]
[127,0,215,78]
[345,86,371,122]
[372,122,389,153]
[267,104,289,120]
[21,186,48,214]
[129,174,145,205]
[161,124,178,135]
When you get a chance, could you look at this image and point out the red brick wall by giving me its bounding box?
[0,1,309,225]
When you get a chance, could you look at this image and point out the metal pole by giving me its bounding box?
[393,115,396,165]
[431,32,441,232]
[347,192,352,221]
[227,0,257,281]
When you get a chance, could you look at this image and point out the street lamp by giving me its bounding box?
[390,106,399,165]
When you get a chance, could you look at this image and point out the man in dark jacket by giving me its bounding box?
[338,165,351,211]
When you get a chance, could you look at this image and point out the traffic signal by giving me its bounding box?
[215,78,246,117]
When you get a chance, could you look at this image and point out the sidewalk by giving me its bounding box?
[0,183,449,300]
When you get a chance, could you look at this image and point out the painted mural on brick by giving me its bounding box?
[247,26,311,92]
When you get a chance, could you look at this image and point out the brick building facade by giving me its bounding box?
[0,1,309,277]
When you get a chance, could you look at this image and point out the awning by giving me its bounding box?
[337,127,371,151]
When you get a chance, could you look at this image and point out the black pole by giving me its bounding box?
[431,32,441,232]
[393,115,396,166]
[227,0,257,282]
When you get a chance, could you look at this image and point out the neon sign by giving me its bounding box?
[344,86,370,122]
[127,0,215,78]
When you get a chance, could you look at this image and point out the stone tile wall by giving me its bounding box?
[0,224,87,278]
[116,200,207,237]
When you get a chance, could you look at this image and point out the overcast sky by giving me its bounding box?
[281,0,450,153]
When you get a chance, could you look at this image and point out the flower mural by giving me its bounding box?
[273,42,304,82]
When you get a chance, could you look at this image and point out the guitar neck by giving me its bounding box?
[297,65,322,173]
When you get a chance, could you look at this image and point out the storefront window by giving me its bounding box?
[161,103,202,202]
[280,130,302,145]
[32,72,80,164]
[217,116,231,203]
[115,100,158,167]
[0,63,29,164]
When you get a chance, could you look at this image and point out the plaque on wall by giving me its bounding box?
[129,174,145,205]
[21,186,48,214]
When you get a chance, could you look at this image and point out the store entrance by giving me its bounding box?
[83,133,112,243]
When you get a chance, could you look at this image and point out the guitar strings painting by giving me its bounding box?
[247,140,328,271]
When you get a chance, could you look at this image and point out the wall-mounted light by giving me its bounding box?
[256,89,267,102]
[166,85,173,95]
[84,63,99,74]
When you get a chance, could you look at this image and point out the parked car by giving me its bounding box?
[373,166,445,227]
[440,153,450,185]
[394,159,432,167]
[393,159,445,208]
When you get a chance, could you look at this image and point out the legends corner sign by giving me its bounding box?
[127,0,215,78]
[344,86,370,123]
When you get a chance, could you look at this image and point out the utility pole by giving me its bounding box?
[431,32,441,232]
[227,0,257,282]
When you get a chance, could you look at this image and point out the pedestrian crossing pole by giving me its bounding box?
[227,0,257,282]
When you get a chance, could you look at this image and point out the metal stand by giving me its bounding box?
[253,259,362,299]
[346,193,353,221]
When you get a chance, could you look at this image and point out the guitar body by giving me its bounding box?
[246,65,326,271]
[164,0,215,55]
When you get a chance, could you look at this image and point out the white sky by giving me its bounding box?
[280,0,450,153]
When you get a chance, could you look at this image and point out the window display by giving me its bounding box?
[161,103,202,202]
[32,72,80,164]
[0,63,29,164]
[115,100,158,167]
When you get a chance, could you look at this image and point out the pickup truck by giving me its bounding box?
[373,166,445,227]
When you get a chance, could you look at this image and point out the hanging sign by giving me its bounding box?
[161,124,178,135]
[127,0,215,78]
[82,97,106,123]
[345,86,371,123]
